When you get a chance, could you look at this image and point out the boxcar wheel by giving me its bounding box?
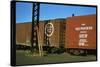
[73,50,80,55]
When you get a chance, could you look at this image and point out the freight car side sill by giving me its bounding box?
[67,48,96,56]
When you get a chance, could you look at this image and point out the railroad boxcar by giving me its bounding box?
[16,19,66,52]
[65,14,96,55]
[16,14,96,55]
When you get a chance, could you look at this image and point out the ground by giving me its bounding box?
[16,50,96,65]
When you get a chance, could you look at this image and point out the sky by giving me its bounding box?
[16,2,96,23]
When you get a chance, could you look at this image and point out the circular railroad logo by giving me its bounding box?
[45,23,54,37]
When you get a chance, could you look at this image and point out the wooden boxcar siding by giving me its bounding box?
[16,23,32,46]
[47,19,66,47]
[16,19,66,47]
